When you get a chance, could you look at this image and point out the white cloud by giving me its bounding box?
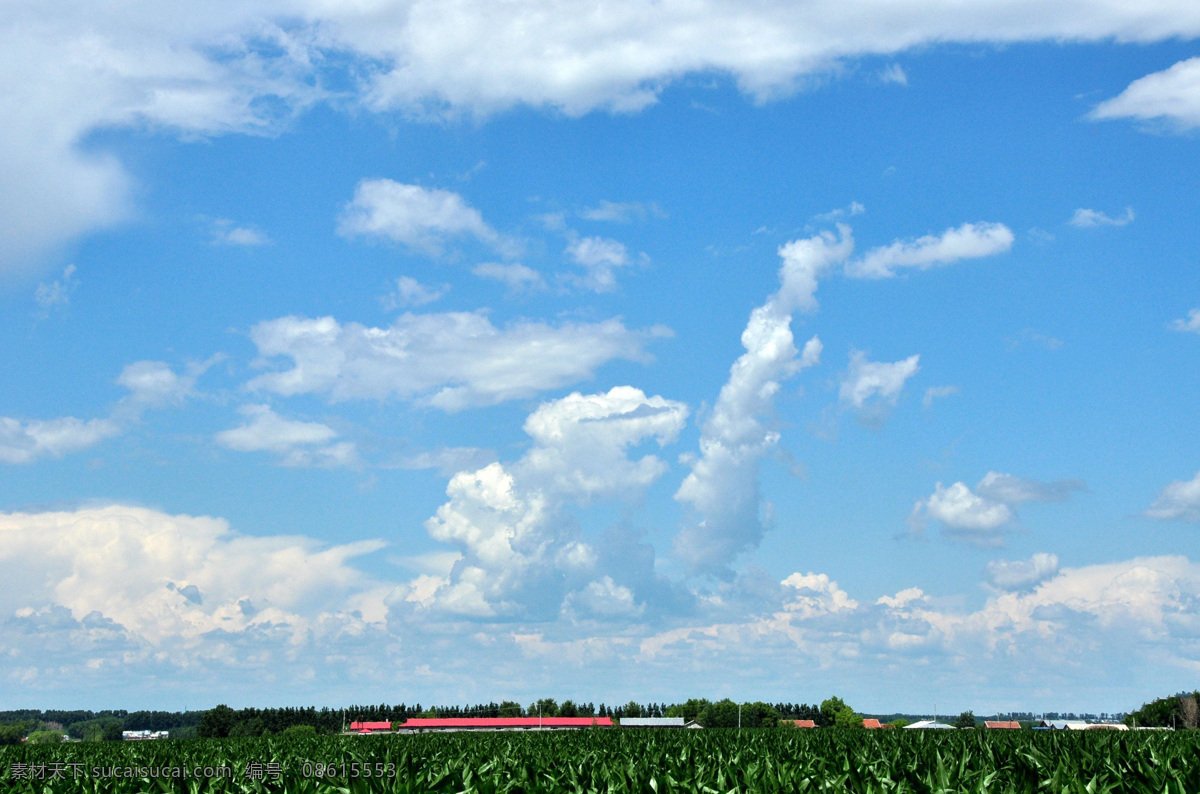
[922,384,959,408]
[337,180,505,256]
[564,236,633,292]
[975,471,1085,504]
[1092,57,1200,132]
[845,222,1014,278]
[838,350,920,419]
[6,2,1200,272]
[811,202,866,223]
[1172,309,1200,334]
[0,505,387,673]
[1068,207,1135,228]
[674,226,853,576]
[579,200,662,223]
[781,572,858,619]
[215,404,356,468]
[879,63,908,85]
[472,262,545,292]
[246,312,664,411]
[394,447,496,476]
[210,218,269,246]
[34,264,78,317]
[912,471,1084,540]
[116,360,197,407]
[915,481,1014,534]
[381,276,448,309]
[986,553,1060,590]
[0,416,121,464]
[417,387,686,617]
[521,386,689,502]
[1145,470,1200,521]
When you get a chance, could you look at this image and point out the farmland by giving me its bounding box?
[3,729,1200,793]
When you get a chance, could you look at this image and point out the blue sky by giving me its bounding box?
[2,1,1199,715]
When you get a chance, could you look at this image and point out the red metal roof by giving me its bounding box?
[984,721,1022,729]
[787,719,817,728]
[400,717,613,728]
[349,721,392,731]
[862,719,883,729]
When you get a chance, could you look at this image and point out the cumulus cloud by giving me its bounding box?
[116,360,199,407]
[1067,207,1135,228]
[912,471,1085,541]
[0,505,388,678]
[215,404,356,468]
[1170,308,1200,333]
[246,312,665,411]
[418,387,687,618]
[674,226,853,577]
[472,262,545,292]
[838,350,920,420]
[381,276,448,309]
[0,416,121,464]
[986,553,1060,590]
[1092,58,1200,132]
[845,222,1013,278]
[337,180,509,256]
[1144,470,1200,521]
[564,236,634,292]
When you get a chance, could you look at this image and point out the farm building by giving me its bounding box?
[904,720,955,730]
[862,719,883,729]
[786,720,817,728]
[349,721,392,733]
[396,717,613,732]
[984,721,1022,729]
[620,717,685,728]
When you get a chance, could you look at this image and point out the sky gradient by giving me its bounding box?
[1,0,1199,715]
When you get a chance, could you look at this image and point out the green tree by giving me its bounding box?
[0,723,29,745]
[282,724,316,737]
[741,702,781,728]
[622,701,644,719]
[533,698,558,718]
[699,699,739,728]
[101,722,124,742]
[498,701,524,717]
[197,705,238,738]
[955,711,976,729]
[558,700,578,718]
[834,708,863,729]
[666,699,711,723]
[27,730,65,744]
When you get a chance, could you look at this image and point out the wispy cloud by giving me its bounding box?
[1068,207,1134,228]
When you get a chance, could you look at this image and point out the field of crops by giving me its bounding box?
[3,729,1199,793]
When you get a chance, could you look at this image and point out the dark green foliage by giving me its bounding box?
[1126,691,1200,728]
[955,710,977,729]
[0,723,31,745]
[4,729,1200,792]
[100,722,123,742]
[698,698,739,727]
[197,705,238,739]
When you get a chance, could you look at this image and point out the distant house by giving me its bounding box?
[903,720,955,730]
[862,719,883,729]
[620,717,685,728]
[1039,720,1090,731]
[396,717,613,732]
[349,721,391,733]
[121,730,169,740]
[1083,723,1129,731]
[984,721,1022,730]
[786,720,817,728]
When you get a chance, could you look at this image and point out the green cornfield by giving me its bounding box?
[3,729,1199,793]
